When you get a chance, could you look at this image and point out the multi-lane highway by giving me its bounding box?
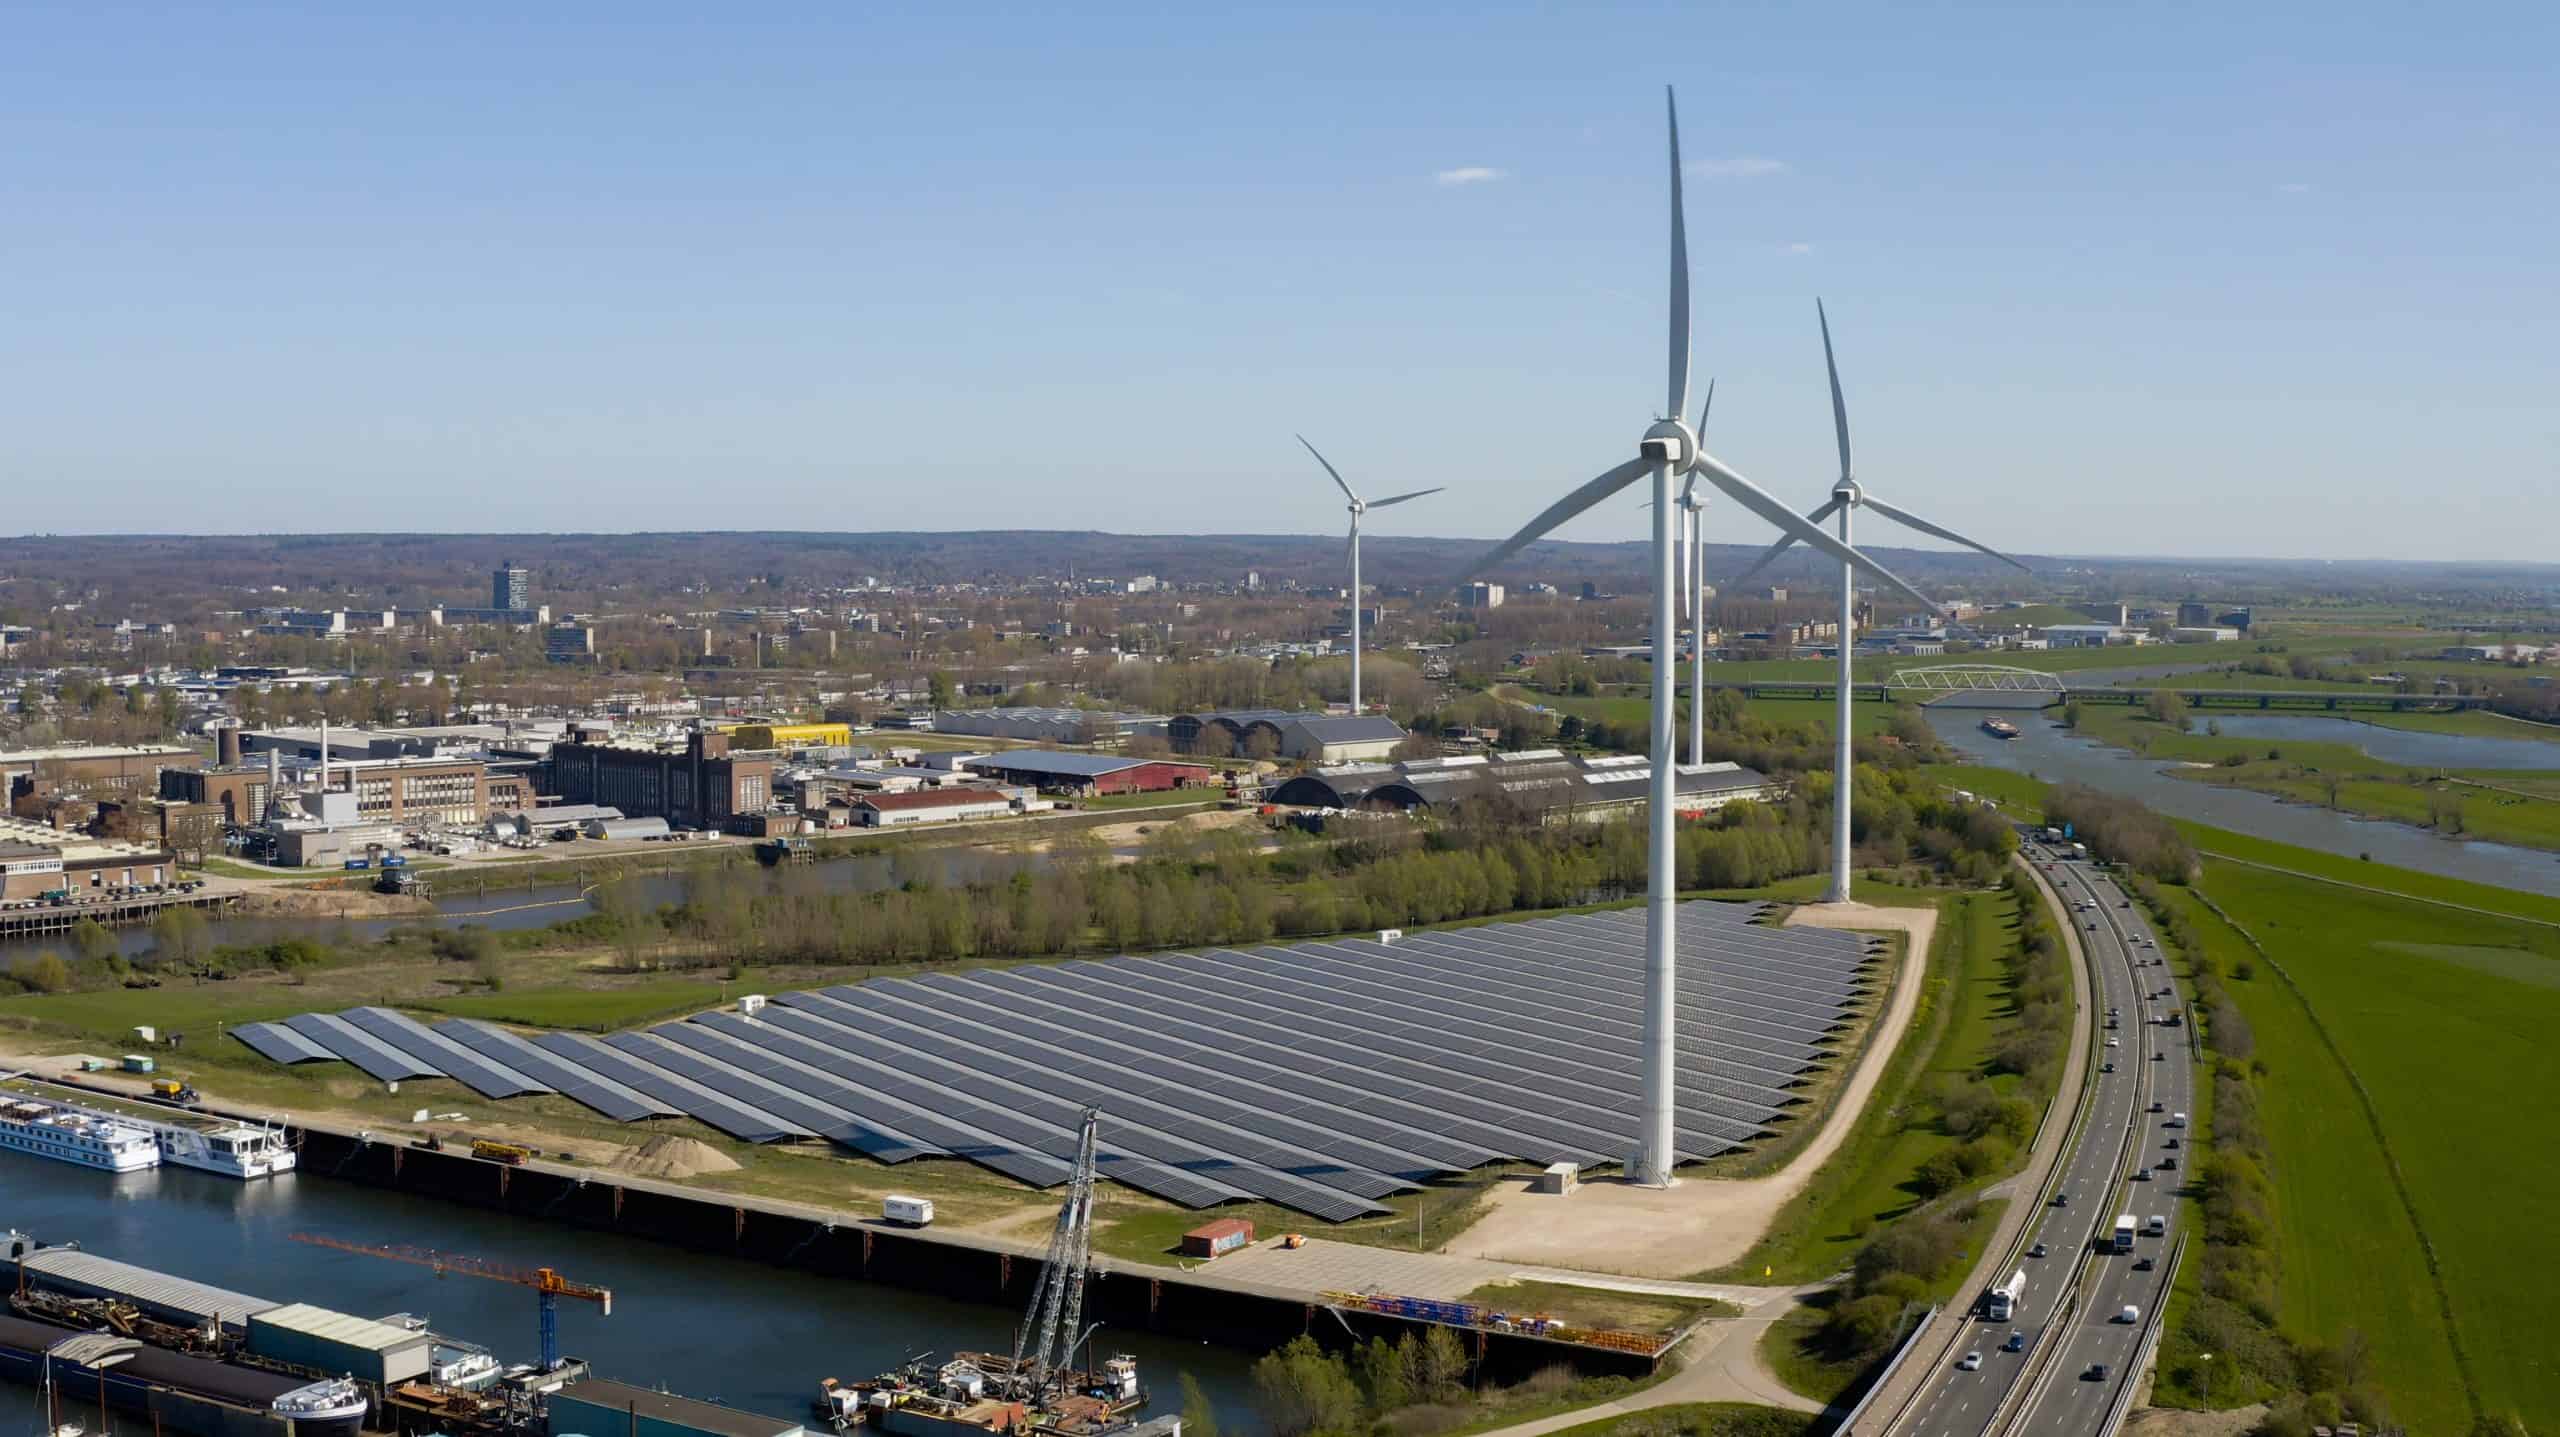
[1887,840,2196,1437]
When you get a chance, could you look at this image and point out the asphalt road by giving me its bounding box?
[1891,843,2196,1437]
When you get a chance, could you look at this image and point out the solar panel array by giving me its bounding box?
[237,899,1882,1220]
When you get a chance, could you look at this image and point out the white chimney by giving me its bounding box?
[318,717,329,794]
[266,748,281,820]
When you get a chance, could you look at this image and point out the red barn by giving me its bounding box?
[959,750,1216,795]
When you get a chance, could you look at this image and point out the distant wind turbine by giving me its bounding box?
[1731,300,2028,903]
[1455,90,1937,1189]
[1297,436,1441,713]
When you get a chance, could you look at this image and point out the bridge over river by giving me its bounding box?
[1705,663,2488,713]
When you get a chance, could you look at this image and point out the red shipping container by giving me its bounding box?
[1181,1218,1255,1258]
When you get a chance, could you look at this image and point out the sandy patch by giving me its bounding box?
[1442,900,1937,1276]
[613,1134,741,1179]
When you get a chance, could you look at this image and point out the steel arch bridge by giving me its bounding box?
[1883,664,2070,695]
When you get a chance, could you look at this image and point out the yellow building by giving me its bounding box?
[719,721,853,750]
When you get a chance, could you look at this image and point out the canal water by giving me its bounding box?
[1923,696,2560,896]
[0,1158,1261,1433]
[2197,714,2560,772]
[2,845,1051,969]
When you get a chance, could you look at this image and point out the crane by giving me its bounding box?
[288,1233,610,1371]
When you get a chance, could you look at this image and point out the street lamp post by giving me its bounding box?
[2199,1352,2214,1405]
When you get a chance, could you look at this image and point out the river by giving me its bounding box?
[0,1157,1259,1433]
[1923,696,2560,896]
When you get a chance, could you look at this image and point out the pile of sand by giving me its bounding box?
[614,1134,741,1179]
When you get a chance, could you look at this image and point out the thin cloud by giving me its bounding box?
[1690,155,1788,180]
[2275,181,2313,194]
[1782,241,1815,255]
[1434,166,1507,186]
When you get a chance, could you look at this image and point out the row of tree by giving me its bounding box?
[2043,783,2202,883]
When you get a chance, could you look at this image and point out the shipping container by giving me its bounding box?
[120,1054,155,1073]
[1180,1218,1254,1259]
[247,1303,433,1386]
[882,1196,934,1227]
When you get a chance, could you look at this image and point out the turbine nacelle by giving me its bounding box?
[1833,479,1863,505]
[1640,418,1699,472]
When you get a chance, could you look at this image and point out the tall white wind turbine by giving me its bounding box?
[1457,92,1939,1188]
[1680,380,1714,764]
[1298,436,1441,714]
[1732,300,2028,903]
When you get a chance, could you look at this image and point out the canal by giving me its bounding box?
[1923,696,2560,896]
[0,1158,1260,1434]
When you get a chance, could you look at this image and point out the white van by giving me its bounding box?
[2145,1214,2166,1237]
[2166,1112,2187,1128]
[2115,1304,2142,1324]
[883,1195,935,1226]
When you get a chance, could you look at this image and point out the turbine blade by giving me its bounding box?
[1667,87,1690,423]
[1296,434,1359,506]
[1698,375,1715,434]
[1862,493,2032,571]
[1451,456,1653,583]
[1365,486,1444,509]
[1696,454,1937,611]
[1818,299,1853,483]
[1729,495,1846,584]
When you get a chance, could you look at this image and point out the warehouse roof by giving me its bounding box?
[855,788,1013,812]
[962,750,1206,779]
[1284,715,1409,745]
[250,1303,431,1354]
[20,1247,277,1327]
[552,1378,805,1437]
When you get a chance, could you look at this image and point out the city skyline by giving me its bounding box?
[2,3,2551,559]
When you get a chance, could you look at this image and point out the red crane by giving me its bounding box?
[288,1233,610,1370]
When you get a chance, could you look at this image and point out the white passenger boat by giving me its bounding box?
[155,1118,296,1178]
[0,1096,159,1172]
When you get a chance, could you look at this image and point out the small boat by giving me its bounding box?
[270,1377,369,1437]
[1980,717,2022,740]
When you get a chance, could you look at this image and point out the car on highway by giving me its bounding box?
[1957,1351,1982,1371]
[2052,1191,2070,1208]
[2086,920,2099,930]
[2029,1242,2049,1258]
[2084,1362,2112,1381]
[2101,1061,2116,1073]
[2133,1256,2156,1271]
[2131,1168,2151,1181]
[2150,1100,2165,1113]
[2115,1305,2142,1324]
[2004,1330,2026,1352]
[2106,1037,2121,1047]
[2161,1156,2179,1170]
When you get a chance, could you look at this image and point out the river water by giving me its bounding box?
[0,1158,1259,1433]
[1923,697,2560,896]
[2196,714,2560,772]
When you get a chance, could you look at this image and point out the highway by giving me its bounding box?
[1886,841,2196,1437]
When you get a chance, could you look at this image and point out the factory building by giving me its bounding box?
[958,750,1216,795]
[851,788,1018,827]
[0,817,177,900]
[1268,749,1781,823]
[716,721,856,750]
[1165,710,1407,763]
[930,706,1166,746]
[164,756,529,828]
[548,730,774,830]
[0,744,198,793]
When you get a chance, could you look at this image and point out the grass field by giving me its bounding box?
[1708,889,2027,1284]
[2190,861,2560,1432]
[411,979,729,1030]
[1540,1402,1814,1437]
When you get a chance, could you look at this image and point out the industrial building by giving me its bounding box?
[548,731,774,830]
[0,817,177,899]
[716,721,855,750]
[851,788,1017,827]
[1461,581,1506,609]
[163,755,530,828]
[1165,710,1407,763]
[1267,749,1781,822]
[245,1304,431,1386]
[546,623,597,662]
[957,750,1216,795]
[931,706,1166,745]
[0,743,197,793]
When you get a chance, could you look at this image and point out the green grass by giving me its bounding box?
[2175,824,2560,927]
[409,980,730,1031]
[2190,861,2560,1432]
[1702,890,2029,1283]
[1538,1402,1814,1437]
[1069,789,1225,811]
[2358,707,2560,743]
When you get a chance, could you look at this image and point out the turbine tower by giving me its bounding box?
[1457,92,1938,1188]
[1680,380,1714,764]
[1298,436,1441,713]
[1732,300,2027,903]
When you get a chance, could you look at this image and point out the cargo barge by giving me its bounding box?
[1980,717,2021,740]
[0,1311,362,1437]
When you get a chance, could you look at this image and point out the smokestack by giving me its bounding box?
[266,749,281,820]
[216,722,242,768]
[318,718,329,794]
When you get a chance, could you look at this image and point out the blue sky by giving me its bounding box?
[3,3,2552,559]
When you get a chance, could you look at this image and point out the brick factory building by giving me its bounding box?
[958,750,1217,796]
[548,730,774,830]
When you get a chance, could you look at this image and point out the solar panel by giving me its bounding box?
[339,1007,552,1099]
[230,1021,335,1065]
[438,1020,679,1123]
[282,1012,444,1082]
[227,899,1885,1220]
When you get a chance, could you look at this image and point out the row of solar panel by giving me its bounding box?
[230,899,1881,1220]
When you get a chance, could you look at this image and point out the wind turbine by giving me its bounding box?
[1298,436,1441,714]
[1731,300,2028,903]
[1456,90,1939,1189]
[1681,380,1714,764]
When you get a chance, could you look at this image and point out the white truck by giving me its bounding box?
[2112,1214,2137,1253]
[883,1195,935,1227]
